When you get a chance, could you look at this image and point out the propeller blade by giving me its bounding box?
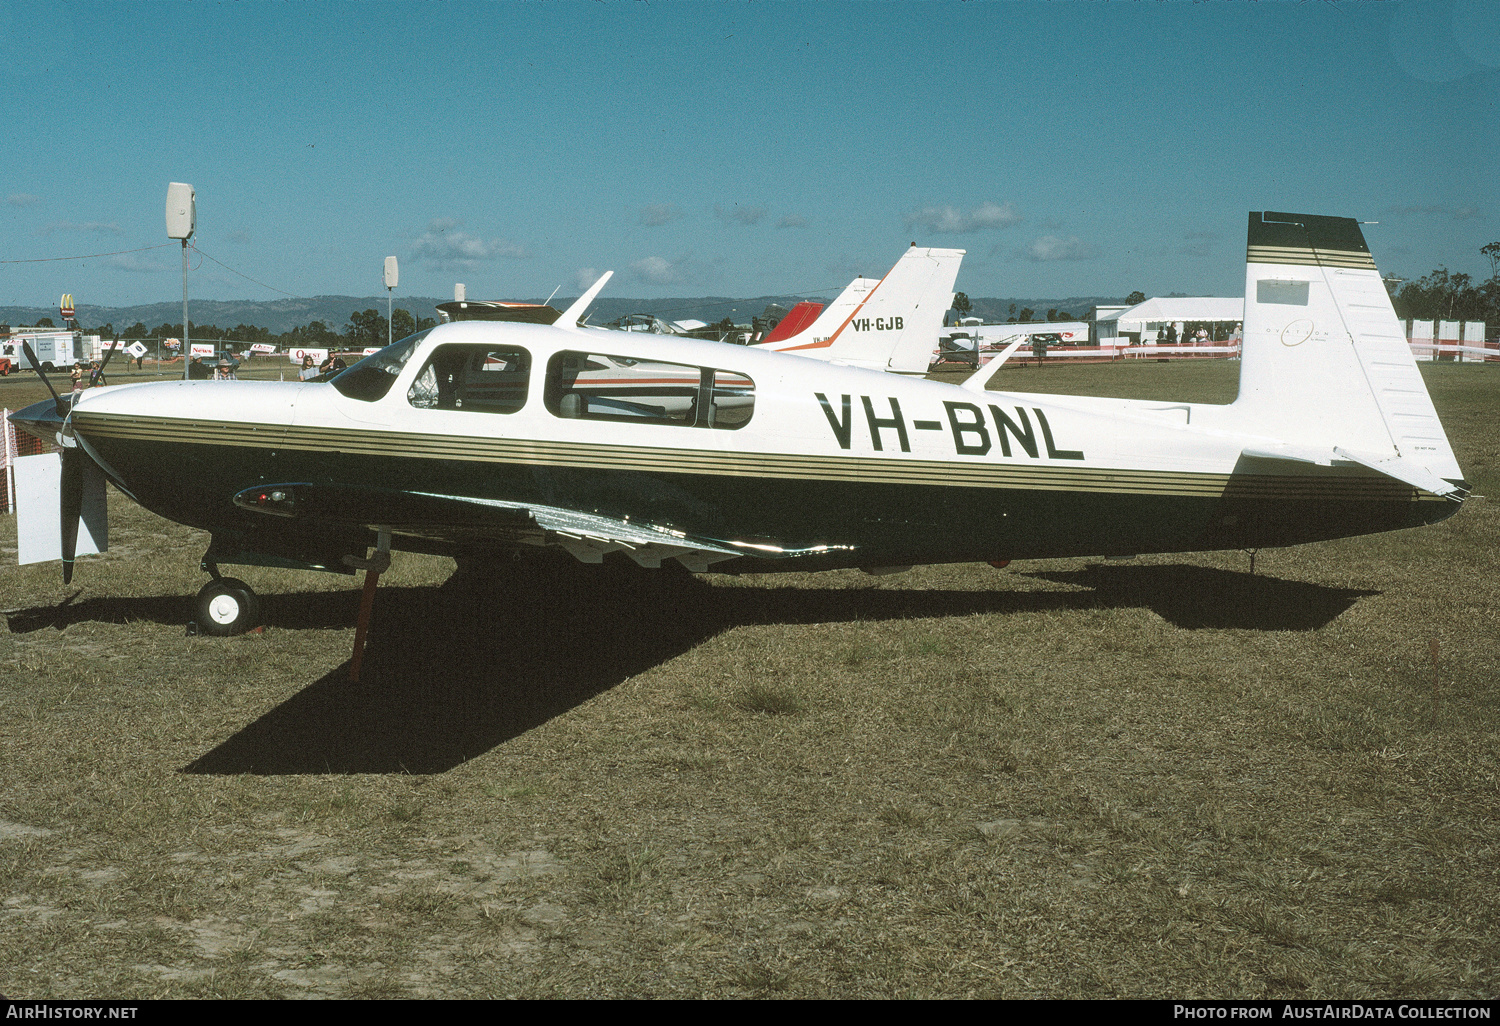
[96,334,120,381]
[59,446,83,585]
[22,341,68,417]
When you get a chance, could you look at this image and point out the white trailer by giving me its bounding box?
[6,331,84,371]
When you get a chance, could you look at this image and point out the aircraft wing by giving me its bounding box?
[231,482,742,570]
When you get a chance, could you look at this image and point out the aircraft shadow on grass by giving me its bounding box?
[4,561,1377,775]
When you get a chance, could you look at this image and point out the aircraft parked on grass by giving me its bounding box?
[11,213,1467,678]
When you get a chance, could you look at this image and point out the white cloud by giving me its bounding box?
[410,219,531,265]
[7,193,40,207]
[904,201,1021,234]
[640,204,681,227]
[625,254,717,287]
[574,267,601,291]
[777,214,808,229]
[628,256,684,285]
[715,204,766,226]
[1027,235,1099,262]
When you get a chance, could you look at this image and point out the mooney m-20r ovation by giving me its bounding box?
[12,213,1467,673]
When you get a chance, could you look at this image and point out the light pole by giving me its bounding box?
[384,256,398,348]
[166,183,195,379]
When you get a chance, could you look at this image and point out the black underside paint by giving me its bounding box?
[85,433,1461,575]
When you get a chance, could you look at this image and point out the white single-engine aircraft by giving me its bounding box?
[12,213,1467,664]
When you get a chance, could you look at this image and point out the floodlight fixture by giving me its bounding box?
[384,256,398,348]
[166,183,198,378]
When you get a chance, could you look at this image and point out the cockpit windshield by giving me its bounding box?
[330,329,433,402]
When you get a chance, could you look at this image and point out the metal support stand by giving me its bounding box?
[345,528,392,683]
[181,240,190,380]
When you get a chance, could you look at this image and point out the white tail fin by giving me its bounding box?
[757,245,963,373]
[1234,211,1462,487]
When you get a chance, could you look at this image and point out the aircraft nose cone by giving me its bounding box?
[8,396,70,443]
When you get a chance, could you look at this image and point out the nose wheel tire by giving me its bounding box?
[195,578,261,636]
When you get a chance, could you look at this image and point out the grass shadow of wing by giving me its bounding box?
[1021,564,1379,630]
[181,564,1073,776]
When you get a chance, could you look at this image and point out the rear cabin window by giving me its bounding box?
[544,351,754,429]
[407,345,531,414]
[1256,280,1310,306]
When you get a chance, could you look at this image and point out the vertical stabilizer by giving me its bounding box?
[1235,212,1461,481]
[758,246,963,373]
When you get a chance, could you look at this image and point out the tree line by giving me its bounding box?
[1389,242,1500,327]
[12,308,439,351]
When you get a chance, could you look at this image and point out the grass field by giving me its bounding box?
[1,362,1496,999]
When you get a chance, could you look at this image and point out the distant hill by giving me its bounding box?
[0,293,1129,336]
[962,297,1127,322]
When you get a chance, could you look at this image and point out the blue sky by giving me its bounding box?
[2,0,1497,311]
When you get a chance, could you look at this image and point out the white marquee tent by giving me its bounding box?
[1095,297,1244,343]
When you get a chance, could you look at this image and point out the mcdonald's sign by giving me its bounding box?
[60,294,75,319]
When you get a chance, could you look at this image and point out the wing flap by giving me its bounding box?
[232,483,741,569]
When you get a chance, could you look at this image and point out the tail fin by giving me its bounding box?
[757,245,963,374]
[759,301,824,346]
[1234,211,1463,489]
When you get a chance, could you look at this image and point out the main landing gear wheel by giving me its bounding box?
[195,578,261,636]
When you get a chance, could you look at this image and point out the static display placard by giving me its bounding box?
[14,452,107,566]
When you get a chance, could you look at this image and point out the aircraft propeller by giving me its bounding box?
[21,337,120,584]
[21,340,69,417]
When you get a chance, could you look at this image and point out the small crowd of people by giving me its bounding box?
[187,352,243,380]
[298,353,347,381]
[69,360,109,391]
[1151,324,1216,345]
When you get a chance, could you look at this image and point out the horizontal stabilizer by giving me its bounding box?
[1332,447,1464,499]
[1241,445,1464,499]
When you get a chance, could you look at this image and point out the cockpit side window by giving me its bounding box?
[330,329,432,402]
[544,350,754,429]
[408,345,531,414]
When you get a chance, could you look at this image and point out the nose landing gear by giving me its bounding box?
[194,563,261,636]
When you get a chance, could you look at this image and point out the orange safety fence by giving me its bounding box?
[2,408,58,514]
